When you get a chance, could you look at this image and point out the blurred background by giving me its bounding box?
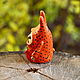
[0,0,80,55]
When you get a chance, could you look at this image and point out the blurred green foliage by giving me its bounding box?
[0,0,80,51]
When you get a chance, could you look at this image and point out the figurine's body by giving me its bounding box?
[25,11,55,63]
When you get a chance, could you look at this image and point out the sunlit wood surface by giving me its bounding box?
[0,52,80,80]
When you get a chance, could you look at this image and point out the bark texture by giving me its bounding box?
[0,52,80,80]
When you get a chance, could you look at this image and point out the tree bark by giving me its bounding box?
[0,51,80,80]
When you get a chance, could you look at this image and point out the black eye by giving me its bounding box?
[28,36,31,39]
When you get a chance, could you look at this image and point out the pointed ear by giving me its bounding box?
[40,16,44,27]
[40,10,46,23]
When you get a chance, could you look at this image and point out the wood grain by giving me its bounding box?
[0,52,80,80]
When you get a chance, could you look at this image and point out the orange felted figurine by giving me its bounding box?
[25,10,55,63]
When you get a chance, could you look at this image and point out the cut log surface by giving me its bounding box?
[0,52,80,80]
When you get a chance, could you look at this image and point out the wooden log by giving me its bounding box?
[0,52,80,80]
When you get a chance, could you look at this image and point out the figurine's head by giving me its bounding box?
[26,10,47,48]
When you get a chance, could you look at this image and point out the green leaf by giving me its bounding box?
[7,34,15,44]
[6,43,14,51]
[9,22,18,31]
